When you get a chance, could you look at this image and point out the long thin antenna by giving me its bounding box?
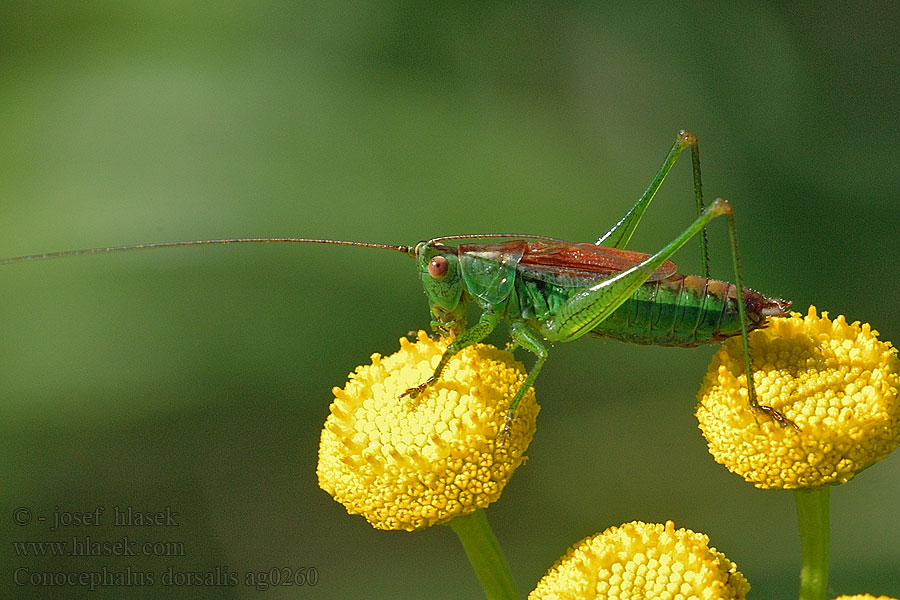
[0,238,410,265]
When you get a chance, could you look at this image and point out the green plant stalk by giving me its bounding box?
[795,487,830,600]
[448,508,519,600]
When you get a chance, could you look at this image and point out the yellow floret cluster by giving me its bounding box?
[317,331,539,531]
[529,521,749,599]
[697,306,900,489]
[832,595,899,600]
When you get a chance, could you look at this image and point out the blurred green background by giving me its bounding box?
[2,2,898,598]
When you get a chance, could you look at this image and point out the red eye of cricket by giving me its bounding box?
[428,256,449,279]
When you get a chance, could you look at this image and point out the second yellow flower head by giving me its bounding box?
[697,307,900,489]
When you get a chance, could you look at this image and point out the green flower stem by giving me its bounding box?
[794,487,830,600]
[448,509,519,600]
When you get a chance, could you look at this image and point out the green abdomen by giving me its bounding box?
[513,271,784,348]
[590,274,750,346]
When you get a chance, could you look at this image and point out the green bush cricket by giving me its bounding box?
[0,130,793,434]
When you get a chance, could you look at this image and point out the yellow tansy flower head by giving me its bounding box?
[529,521,749,600]
[317,331,539,531]
[833,595,899,600]
[697,306,900,489]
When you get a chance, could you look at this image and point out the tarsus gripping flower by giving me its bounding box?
[318,332,539,531]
